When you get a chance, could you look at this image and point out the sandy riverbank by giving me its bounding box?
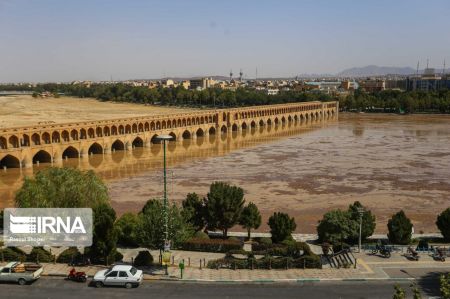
[0,95,197,128]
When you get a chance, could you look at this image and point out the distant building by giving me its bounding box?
[189,77,215,90]
[358,79,386,92]
[266,88,279,95]
[406,68,447,91]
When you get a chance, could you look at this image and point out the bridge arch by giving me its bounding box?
[0,137,7,149]
[144,122,150,131]
[118,125,124,134]
[61,130,69,142]
[111,139,125,151]
[71,129,79,140]
[259,120,264,126]
[125,125,131,134]
[62,146,79,159]
[80,129,87,139]
[96,127,103,137]
[231,124,238,131]
[31,133,40,145]
[241,122,248,130]
[150,134,160,144]
[8,135,19,148]
[138,123,144,132]
[88,128,95,138]
[22,134,30,146]
[209,127,216,135]
[250,121,256,128]
[103,126,110,136]
[88,142,103,155]
[168,132,177,141]
[33,150,52,164]
[182,130,191,139]
[132,136,144,147]
[196,128,204,137]
[0,154,21,168]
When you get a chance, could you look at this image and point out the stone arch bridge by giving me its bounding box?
[0,101,338,169]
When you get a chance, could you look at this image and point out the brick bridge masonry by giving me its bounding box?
[0,101,338,169]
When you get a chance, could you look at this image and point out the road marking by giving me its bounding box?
[357,258,374,274]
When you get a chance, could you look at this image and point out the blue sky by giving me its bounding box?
[0,0,449,82]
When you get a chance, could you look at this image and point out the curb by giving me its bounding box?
[41,274,416,283]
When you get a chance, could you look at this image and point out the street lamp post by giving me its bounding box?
[357,207,365,253]
[156,134,173,275]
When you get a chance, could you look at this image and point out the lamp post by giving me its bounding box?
[357,207,365,253]
[156,134,173,275]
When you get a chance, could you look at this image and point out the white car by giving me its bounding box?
[92,265,143,288]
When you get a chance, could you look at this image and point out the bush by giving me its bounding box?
[180,238,242,253]
[194,231,209,239]
[134,250,154,267]
[436,208,450,242]
[258,237,272,245]
[27,247,54,263]
[387,210,413,245]
[207,254,321,270]
[115,212,140,247]
[0,247,26,262]
[268,212,296,244]
[56,247,82,264]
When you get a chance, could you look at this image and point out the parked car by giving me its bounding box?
[92,265,143,288]
[0,262,43,285]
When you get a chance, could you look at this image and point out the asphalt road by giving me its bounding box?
[0,277,442,299]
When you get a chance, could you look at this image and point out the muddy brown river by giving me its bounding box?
[1,113,449,233]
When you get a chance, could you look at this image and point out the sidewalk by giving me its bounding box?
[2,250,449,283]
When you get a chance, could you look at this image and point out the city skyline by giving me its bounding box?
[0,0,449,82]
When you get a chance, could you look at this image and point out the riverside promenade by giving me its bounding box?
[3,249,449,283]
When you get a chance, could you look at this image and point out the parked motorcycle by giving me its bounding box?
[371,244,391,258]
[432,248,446,262]
[67,268,87,282]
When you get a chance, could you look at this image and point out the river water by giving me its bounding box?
[1,113,449,233]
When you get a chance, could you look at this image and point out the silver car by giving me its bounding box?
[92,265,143,288]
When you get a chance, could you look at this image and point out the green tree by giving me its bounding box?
[182,193,204,232]
[411,283,422,299]
[392,284,406,299]
[15,167,109,208]
[436,207,450,242]
[203,182,245,238]
[90,203,118,264]
[115,212,140,247]
[317,210,358,245]
[348,201,376,242]
[387,210,413,245]
[139,199,194,249]
[239,202,261,240]
[268,212,296,243]
[440,273,450,299]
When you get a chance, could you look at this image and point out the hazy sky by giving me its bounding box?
[1,0,449,82]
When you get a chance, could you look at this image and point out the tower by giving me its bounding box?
[239,69,243,81]
[229,70,233,82]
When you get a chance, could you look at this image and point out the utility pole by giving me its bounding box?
[357,207,365,253]
[156,134,173,275]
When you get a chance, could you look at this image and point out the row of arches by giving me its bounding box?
[0,114,218,149]
[0,110,336,169]
[232,104,323,120]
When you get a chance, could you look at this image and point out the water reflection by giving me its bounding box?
[0,118,330,208]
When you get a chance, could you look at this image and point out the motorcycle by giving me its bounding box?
[432,248,446,262]
[371,244,391,258]
[67,268,88,282]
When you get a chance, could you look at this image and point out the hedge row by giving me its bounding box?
[180,238,242,253]
[207,255,321,270]
[0,247,54,263]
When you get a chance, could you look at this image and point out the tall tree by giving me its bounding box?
[203,182,245,238]
[181,193,205,232]
[15,167,109,208]
[436,207,450,242]
[90,203,118,263]
[239,202,262,240]
[115,212,140,247]
[139,199,194,249]
[317,210,358,245]
[348,201,376,242]
[268,212,297,243]
[387,210,413,245]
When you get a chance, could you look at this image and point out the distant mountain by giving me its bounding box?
[337,65,416,77]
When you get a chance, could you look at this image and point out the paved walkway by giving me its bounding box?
[2,250,449,282]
